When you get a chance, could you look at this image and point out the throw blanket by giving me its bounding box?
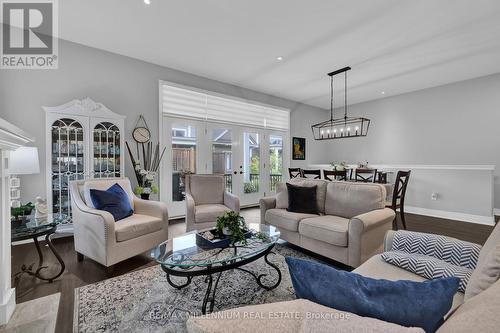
[381,231,482,293]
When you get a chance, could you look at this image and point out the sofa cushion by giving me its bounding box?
[325,181,386,218]
[289,178,328,213]
[265,208,318,232]
[286,183,318,214]
[299,215,350,247]
[465,243,500,300]
[114,214,163,242]
[83,178,135,209]
[354,254,465,313]
[464,222,500,300]
[89,183,134,222]
[195,204,230,223]
[390,230,481,270]
[275,182,289,209]
[381,251,473,293]
[286,257,459,333]
[189,175,225,205]
[437,279,500,333]
[187,299,425,333]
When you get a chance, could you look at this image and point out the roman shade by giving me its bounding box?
[161,82,289,130]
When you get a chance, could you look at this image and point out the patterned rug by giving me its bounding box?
[73,244,324,333]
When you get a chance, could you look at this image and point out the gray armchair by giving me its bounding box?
[185,174,240,232]
[70,178,168,268]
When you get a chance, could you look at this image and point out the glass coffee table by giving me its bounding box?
[11,214,66,283]
[151,224,281,314]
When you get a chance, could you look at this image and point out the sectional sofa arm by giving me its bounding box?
[259,196,276,224]
[133,197,169,223]
[224,191,240,212]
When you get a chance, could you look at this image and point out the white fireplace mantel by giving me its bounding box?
[0,118,33,326]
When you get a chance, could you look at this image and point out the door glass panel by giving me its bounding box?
[212,128,233,192]
[243,132,260,193]
[269,134,283,192]
[171,124,197,202]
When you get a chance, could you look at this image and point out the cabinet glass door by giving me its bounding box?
[93,122,121,178]
[51,118,85,220]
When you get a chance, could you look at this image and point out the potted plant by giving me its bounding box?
[215,211,247,245]
[126,142,166,200]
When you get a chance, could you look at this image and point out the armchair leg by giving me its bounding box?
[77,252,84,262]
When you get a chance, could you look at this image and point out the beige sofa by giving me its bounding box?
[185,174,240,232]
[70,178,169,268]
[260,179,395,268]
[187,222,500,332]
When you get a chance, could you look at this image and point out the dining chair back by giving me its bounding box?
[301,169,321,179]
[288,168,302,179]
[355,168,377,183]
[323,169,347,181]
[387,170,411,230]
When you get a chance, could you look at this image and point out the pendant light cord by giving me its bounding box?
[344,71,348,120]
[330,75,334,121]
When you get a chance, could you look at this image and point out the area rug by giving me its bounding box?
[74,244,324,333]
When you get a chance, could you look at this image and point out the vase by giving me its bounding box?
[222,227,232,236]
[141,193,150,200]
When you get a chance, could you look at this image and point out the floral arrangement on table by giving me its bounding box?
[215,211,248,245]
[330,161,348,171]
[126,142,166,200]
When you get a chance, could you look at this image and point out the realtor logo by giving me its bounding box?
[1,0,58,69]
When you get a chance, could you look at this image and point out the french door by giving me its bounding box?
[161,116,288,218]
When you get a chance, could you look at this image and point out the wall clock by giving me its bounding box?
[133,127,150,143]
[132,115,151,143]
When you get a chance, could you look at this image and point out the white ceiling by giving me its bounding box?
[58,0,500,109]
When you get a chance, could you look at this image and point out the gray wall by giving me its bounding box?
[326,73,500,209]
[0,39,329,202]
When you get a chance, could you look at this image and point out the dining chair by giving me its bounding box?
[355,168,377,183]
[288,168,302,179]
[323,169,347,181]
[386,170,411,230]
[301,169,321,179]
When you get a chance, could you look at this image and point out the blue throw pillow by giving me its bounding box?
[285,257,459,333]
[90,183,133,221]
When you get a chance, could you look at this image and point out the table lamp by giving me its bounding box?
[9,146,40,210]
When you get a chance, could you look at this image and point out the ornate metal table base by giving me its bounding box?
[162,245,281,315]
[14,232,66,284]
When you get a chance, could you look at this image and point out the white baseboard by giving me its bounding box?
[494,208,500,216]
[0,288,16,326]
[405,206,495,226]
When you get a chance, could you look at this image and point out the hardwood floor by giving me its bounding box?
[10,208,496,333]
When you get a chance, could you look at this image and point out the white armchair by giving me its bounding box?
[69,178,168,268]
[185,174,240,232]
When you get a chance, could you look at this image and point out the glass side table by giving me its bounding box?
[11,214,66,283]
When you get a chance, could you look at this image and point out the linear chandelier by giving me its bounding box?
[311,66,370,140]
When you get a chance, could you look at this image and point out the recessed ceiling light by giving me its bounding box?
[144,0,151,4]
[276,56,283,61]
[381,91,385,95]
